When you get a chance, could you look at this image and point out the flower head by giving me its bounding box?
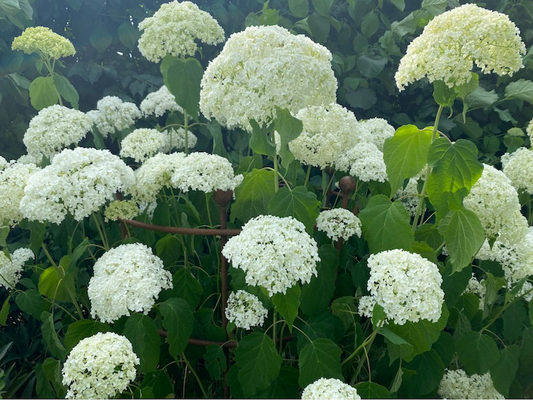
[23,105,92,159]
[225,290,268,330]
[438,369,503,399]
[335,141,388,183]
[104,200,140,222]
[160,128,197,152]
[138,0,224,62]
[396,4,525,90]
[316,208,362,241]
[120,129,167,163]
[0,161,39,227]
[62,332,139,399]
[223,215,319,296]
[502,147,533,194]
[200,25,337,132]
[140,85,184,117]
[463,274,486,310]
[0,248,34,290]
[302,378,361,400]
[12,26,75,59]
[88,243,172,323]
[355,118,395,151]
[87,96,141,138]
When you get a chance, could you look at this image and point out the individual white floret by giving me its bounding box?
[225,290,268,330]
[438,369,503,399]
[88,243,172,323]
[87,96,141,137]
[0,248,34,290]
[302,378,361,400]
[316,208,362,241]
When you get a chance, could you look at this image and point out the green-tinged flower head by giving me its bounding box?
[12,26,75,59]
[396,4,525,90]
[104,200,140,222]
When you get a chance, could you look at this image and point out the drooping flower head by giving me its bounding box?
[0,161,39,227]
[23,105,92,159]
[225,290,268,330]
[438,369,503,399]
[12,26,75,59]
[138,0,225,62]
[88,243,172,323]
[302,378,361,400]
[223,215,320,296]
[396,4,525,90]
[316,208,362,241]
[0,248,34,290]
[87,96,141,138]
[140,85,184,117]
[287,104,359,169]
[20,148,134,224]
[362,249,444,325]
[200,25,337,132]
[62,332,139,399]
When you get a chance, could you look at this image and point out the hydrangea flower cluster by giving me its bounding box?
[225,290,268,330]
[62,332,139,399]
[87,96,141,137]
[0,161,39,227]
[138,0,225,62]
[200,25,337,132]
[88,243,172,323]
[362,249,444,325]
[12,26,75,59]
[140,85,184,117]
[355,118,395,151]
[301,378,361,400]
[501,148,533,194]
[0,156,7,170]
[335,141,388,183]
[316,208,362,241]
[104,200,140,222]
[120,129,167,163]
[395,4,525,90]
[463,274,486,310]
[438,369,504,399]
[23,105,92,159]
[222,215,320,296]
[20,148,134,224]
[0,248,34,290]
[464,164,528,243]
[287,104,359,169]
[394,177,422,216]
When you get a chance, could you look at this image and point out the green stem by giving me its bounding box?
[273,311,277,343]
[92,213,109,251]
[43,58,63,106]
[411,105,444,232]
[341,324,381,367]
[273,155,279,192]
[304,165,312,187]
[321,169,328,208]
[182,353,208,398]
[205,193,213,227]
[184,110,189,154]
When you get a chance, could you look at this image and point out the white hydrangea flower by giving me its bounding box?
[138,0,224,62]
[286,104,359,169]
[316,208,362,241]
[140,85,184,117]
[160,128,197,152]
[463,274,486,310]
[23,105,92,159]
[0,156,8,170]
[396,4,525,90]
[366,249,444,325]
[358,295,376,319]
[0,248,34,290]
[120,129,167,163]
[20,148,134,224]
[501,147,533,194]
[223,215,320,296]
[0,161,39,227]
[225,290,268,330]
[464,164,528,243]
[104,200,139,222]
[200,25,337,132]
[88,243,172,323]
[170,152,243,193]
[17,153,42,166]
[87,96,141,138]
[62,332,139,399]
[336,141,388,183]
[302,378,361,400]
[438,369,504,399]
[394,177,422,217]
[518,281,533,303]
[355,118,395,151]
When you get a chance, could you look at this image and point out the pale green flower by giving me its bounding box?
[104,200,140,222]
[12,26,75,59]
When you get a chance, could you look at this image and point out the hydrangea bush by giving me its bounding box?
[1,1,533,399]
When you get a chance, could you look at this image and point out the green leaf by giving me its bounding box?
[118,22,140,49]
[0,227,9,247]
[253,366,299,398]
[359,194,414,253]
[295,310,342,354]
[403,350,445,397]
[308,13,330,43]
[15,289,43,319]
[421,0,447,15]
[354,382,392,398]
[288,0,309,18]
[300,245,338,315]
[383,125,433,195]
[0,296,10,326]
[441,262,472,308]
[272,285,300,332]
[0,0,20,14]
[204,345,226,380]
[235,332,282,396]
[274,107,303,169]
[249,120,276,156]
[160,298,193,357]
[156,234,181,267]
[207,122,230,159]
[164,268,203,309]
[438,208,484,272]
[466,86,499,109]
[388,0,405,11]
[53,75,79,109]
[64,319,112,351]
[361,11,379,38]
[41,312,66,359]
[298,338,343,388]
[357,55,388,79]
[139,370,174,398]
[28,221,46,255]
[346,88,377,110]
[457,331,500,375]
[29,76,58,110]
[231,169,276,223]
[38,266,76,302]
[331,296,357,330]
[41,358,66,398]
[123,313,160,373]
[89,25,112,53]
[505,79,533,104]
[311,0,333,16]
[268,186,320,234]
[502,302,527,342]
[162,57,203,120]
[432,331,455,367]
[381,328,414,362]
[483,272,506,317]
[433,80,456,107]
[490,345,519,397]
